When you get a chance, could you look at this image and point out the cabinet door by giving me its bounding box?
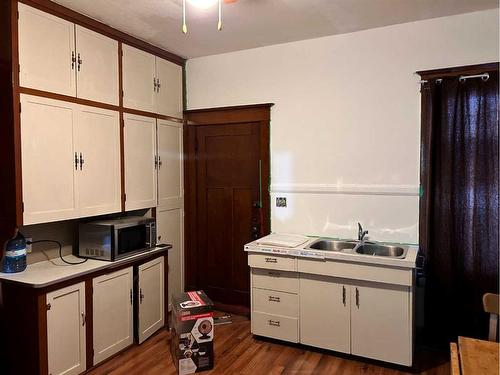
[299,274,350,353]
[18,3,76,96]
[74,106,121,217]
[138,257,165,343]
[351,282,412,366]
[75,25,119,105]
[157,208,183,308]
[46,282,86,375]
[155,57,183,118]
[124,114,157,210]
[20,95,77,225]
[93,267,134,365]
[122,44,156,112]
[157,120,183,209]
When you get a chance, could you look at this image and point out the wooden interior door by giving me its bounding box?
[195,122,262,307]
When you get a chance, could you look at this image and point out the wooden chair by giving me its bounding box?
[482,293,499,341]
[450,342,461,375]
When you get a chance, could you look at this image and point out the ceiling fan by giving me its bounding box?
[182,0,238,34]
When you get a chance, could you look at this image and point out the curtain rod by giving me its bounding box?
[419,72,490,84]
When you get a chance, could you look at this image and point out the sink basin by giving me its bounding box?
[355,244,407,258]
[306,239,357,251]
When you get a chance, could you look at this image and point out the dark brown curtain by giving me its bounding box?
[422,70,499,344]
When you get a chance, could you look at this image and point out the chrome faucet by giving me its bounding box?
[358,222,368,242]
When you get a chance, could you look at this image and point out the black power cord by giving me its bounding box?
[27,240,88,265]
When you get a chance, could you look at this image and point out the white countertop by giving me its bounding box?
[245,235,419,269]
[0,245,170,288]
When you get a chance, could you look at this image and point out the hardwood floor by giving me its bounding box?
[87,313,450,375]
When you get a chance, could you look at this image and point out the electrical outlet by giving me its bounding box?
[276,197,287,207]
[26,237,32,253]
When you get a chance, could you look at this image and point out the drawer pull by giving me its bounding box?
[342,285,346,306]
[268,319,280,327]
[265,257,278,263]
[267,271,281,277]
[268,296,280,303]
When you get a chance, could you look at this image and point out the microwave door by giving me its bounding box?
[115,224,149,259]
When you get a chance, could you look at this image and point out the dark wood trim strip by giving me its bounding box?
[185,103,274,115]
[123,107,184,123]
[417,62,499,79]
[85,279,94,369]
[163,253,169,329]
[37,292,48,375]
[185,103,274,125]
[19,0,185,66]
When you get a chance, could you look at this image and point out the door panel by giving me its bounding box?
[196,123,261,306]
[18,3,76,96]
[157,208,183,309]
[75,25,119,105]
[299,274,351,353]
[46,282,86,375]
[123,114,157,210]
[75,106,121,216]
[350,282,412,366]
[155,57,183,118]
[157,120,183,209]
[122,44,156,113]
[138,257,165,343]
[20,95,77,225]
[93,267,134,365]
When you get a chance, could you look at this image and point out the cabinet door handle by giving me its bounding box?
[79,152,84,170]
[157,78,161,92]
[158,155,162,169]
[268,319,280,327]
[153,77,158,92]
[81,312,86,326]
[77,53,82,71]
[355,287,359,308]
[71,51,76,70]
[75,152,78,170]
[154,155,158,169]
[265,257,277,263]
[130,289,133,305]
[268,296,280,303]
[342,286,346,306]
[140,288,144,304]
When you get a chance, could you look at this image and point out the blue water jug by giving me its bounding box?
[2,231,27,273]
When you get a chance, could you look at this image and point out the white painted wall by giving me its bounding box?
[186,10,499,244]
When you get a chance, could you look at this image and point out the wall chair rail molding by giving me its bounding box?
[270,183,420,196]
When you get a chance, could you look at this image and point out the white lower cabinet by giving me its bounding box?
[92,267,134,365]
[350,282,411,366]
[249,254,414,366]
[138,257,165,344]
[299,274,351,353]
[46,282,86,375]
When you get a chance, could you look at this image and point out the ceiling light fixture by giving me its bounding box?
[182,0,226,34]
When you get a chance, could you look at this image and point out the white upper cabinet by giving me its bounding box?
[137,257,165,344]
[21,94,121,225]
[157,119,183,209]
[21,95,78,225]
[123,44,183,118]
[46,282,86,375]
[122,44,157,113]
[75,25,119,105]
[155,57,183,118]
[124,113,157,210]
[74,106,121,217]
[18,3,76,96]
[93,267,134,365]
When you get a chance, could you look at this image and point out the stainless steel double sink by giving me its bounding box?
[306,239,407,259]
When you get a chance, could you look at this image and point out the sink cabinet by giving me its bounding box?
[248,253,415,366]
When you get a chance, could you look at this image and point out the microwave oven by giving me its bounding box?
[78,216,157,261]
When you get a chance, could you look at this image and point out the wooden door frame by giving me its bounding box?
[183,103,274,293]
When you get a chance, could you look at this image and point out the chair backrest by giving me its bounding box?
[482,293,499,341]
[450,342,461,375]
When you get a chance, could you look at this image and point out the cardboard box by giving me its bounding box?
[171,291,214,374]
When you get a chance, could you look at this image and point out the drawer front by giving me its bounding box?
[253,288,298,318]
[252,268,299,293]
[248,253,297,272]
[251,312,298,343]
